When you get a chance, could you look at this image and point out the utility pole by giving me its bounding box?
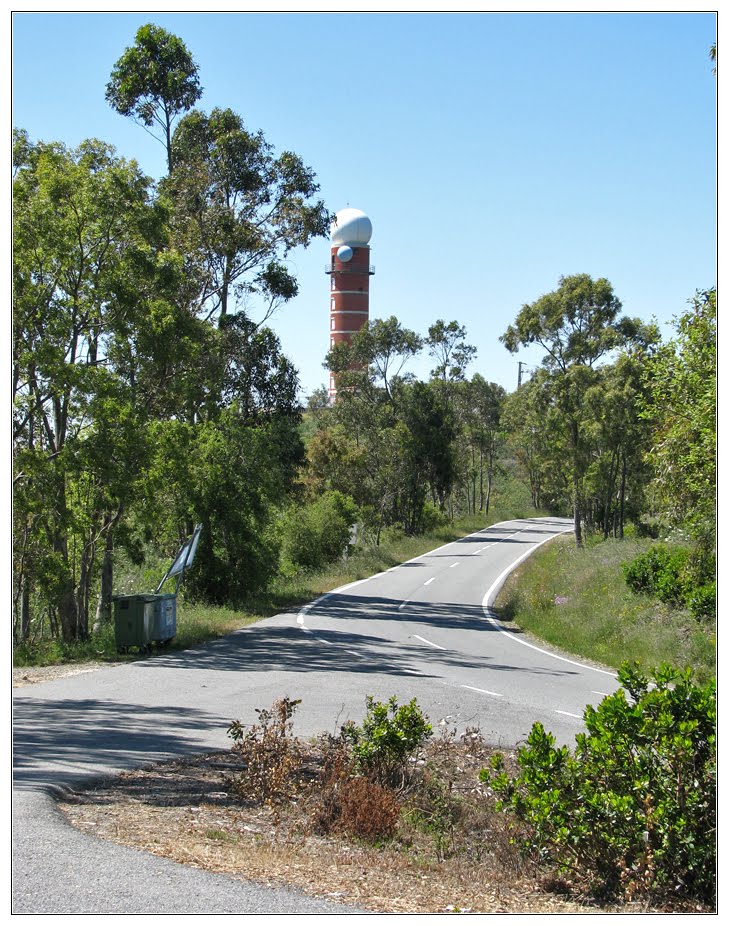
[518,361,526,388]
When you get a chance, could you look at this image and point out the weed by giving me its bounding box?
[226,696,304,807]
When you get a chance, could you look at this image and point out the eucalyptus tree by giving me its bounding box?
[456,375,506,514]
[501,369,570,512]
[426,319,477,409]
[13,132,188,640]
[501,274,642,545]
[641,288,716,543]
[106,23,202,173]
[163,107,329,330]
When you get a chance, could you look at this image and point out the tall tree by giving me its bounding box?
[427,319,477,387]
[326,316,423,401]
[13,132,184,640]
[456,375,506,514]
[106,23,202,173]
[501,274,640,546]
[164,107,329,328]
[640,288,716,543]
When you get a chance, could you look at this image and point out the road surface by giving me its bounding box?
[12,516,620,914]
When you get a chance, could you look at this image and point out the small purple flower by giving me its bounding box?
[554,595,569,606]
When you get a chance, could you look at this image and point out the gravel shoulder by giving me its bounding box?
[13,661,110,687]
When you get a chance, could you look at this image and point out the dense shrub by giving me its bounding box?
[340,695,433,790]
[484,663,716,904]
[623,545,715,620]
[279,490,358,572]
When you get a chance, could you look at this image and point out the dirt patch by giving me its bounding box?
[13,661,108,687]
[57,740,661,915]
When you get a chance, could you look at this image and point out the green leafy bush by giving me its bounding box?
[623,545,715,620]
[279,490,358,573]
[688,582,716,621]
[484,664,716,903]
[341,695,433,790]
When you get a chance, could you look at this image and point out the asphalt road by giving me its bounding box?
[12,516,621,914]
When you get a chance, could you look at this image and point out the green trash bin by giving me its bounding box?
[114,594,156,654]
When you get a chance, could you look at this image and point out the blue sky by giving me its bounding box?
[11,11,717,399]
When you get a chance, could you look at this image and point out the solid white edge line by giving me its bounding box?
[296,517,576,630]
[481,527,618,679]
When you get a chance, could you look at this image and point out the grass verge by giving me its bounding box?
[494,533,715,682]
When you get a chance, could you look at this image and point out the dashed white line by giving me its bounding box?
[462,685,503,698]
[450,562,459,568]
[555,710,582,719]
[413,634,447,651]
[424,577,436,586]
[592,690,612,698]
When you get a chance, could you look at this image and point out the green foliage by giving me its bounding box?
[640,289,716,542]
[279,490,358,573]
[623,545,716,621]
[164,105,329,326]
[227,696,303,806]
[485,663,716,903]
[496,534,715,679]
[106,23,202,171]
[341,696,433,790]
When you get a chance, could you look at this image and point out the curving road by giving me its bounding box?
[13,516,620,914]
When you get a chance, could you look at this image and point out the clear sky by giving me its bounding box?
[11,10,717,399]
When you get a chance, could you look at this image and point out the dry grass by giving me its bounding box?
[58,737,665,915]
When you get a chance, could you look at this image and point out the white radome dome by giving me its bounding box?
[330,208,372,247]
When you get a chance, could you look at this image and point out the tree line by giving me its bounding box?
[12,24,716,645]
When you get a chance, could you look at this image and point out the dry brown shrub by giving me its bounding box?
[334,776,401,842]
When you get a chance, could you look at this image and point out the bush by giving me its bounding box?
[279,490,358,573]
[484,663,716,904]
[326,776,402,842]
[341,696,433,790]
[623,545,716,620]
[227,696,303,806]
[688,582,716,621]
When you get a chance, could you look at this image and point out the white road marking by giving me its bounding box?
[413,634,447,651]
[424,577,436,586]
[462,685,503,698]
[480,528,618,679]
[592,690,611,698]
[398,600,410,611]
[555,710,582,719]
[450,562,459,568]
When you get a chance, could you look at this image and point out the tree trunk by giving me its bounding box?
[618,452,627,539]
[573,469,583,548]
[93,518,115,633]
[485,451,493,515]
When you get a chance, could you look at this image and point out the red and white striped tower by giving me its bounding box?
[325,207,374,400]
